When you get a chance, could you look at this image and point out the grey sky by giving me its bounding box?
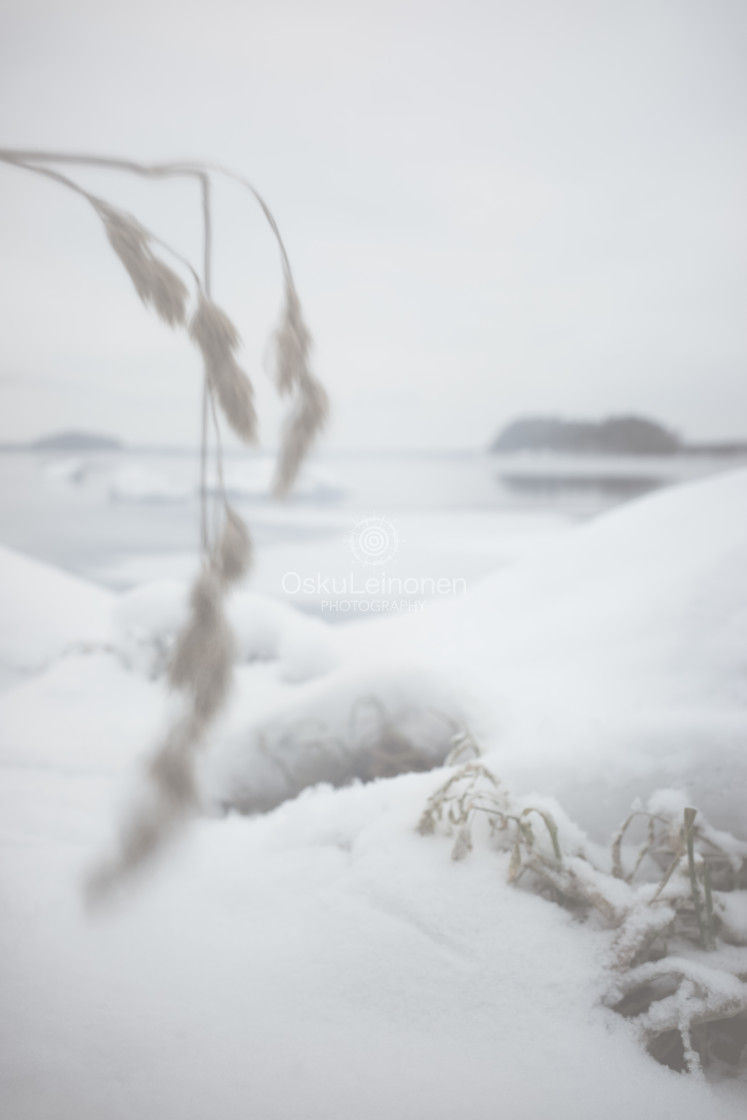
[0,0,745,449]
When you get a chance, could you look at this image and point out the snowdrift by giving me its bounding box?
[0,543,114,691]
[1,468,746,1118]
[202,467,747,837]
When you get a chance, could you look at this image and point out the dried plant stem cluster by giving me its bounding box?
[0,149,328,897]
[418,744,747,1079]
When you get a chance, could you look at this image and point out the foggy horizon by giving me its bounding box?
[5,408,747,454]
[1,0,746,450]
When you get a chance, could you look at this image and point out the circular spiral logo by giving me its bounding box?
[349,516,399,566]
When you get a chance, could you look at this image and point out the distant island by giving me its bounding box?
[491,416,747,457]
[30,431,124,452]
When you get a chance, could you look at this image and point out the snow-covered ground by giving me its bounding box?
[1,459,746,1117]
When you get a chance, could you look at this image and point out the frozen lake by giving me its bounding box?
[0,447,741,618]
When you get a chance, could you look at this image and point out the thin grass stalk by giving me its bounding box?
[628,816,659,883]
[521,806,562,863]
[651,845,685,902]
[611,812,639,880]
[684,808,709,950]
[199,172,213,552]
[508,831,523,882]
[702,861,716,951]
[200,379,210,551]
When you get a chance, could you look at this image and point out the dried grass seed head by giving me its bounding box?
[189,297,257,443]
[85,793,189,905]
[211,354,257,444]
[84,716,204,904]
[215,505,252,585]
[147,258,190,327]
[189,294,241,355]
[168,569,235,722]
[273,374,329,497]
[273,278,313,396]
[147,716,205,806]
[95,202,188,326]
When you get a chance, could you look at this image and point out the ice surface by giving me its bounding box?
[107,464,192,503]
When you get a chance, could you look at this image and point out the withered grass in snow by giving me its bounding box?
[418,741,747,1079]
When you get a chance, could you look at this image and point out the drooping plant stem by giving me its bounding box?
[0,149,328,498]
[0,147,329,897]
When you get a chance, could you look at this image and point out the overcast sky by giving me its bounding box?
[0,0,745,449]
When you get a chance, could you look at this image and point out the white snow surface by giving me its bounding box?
[113,579,339,683]
[1,468,747,1117]
[331,466,747,837]
[0,544,114,690]
[197,467,747,835]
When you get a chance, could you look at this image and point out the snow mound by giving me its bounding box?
[2,473,747,1117]
[114,579,339,683]
[203,664,462,813]
[1,741,745,1119]
[0,544,115,690]
[189,469,747,832]
[368,467,747,837]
